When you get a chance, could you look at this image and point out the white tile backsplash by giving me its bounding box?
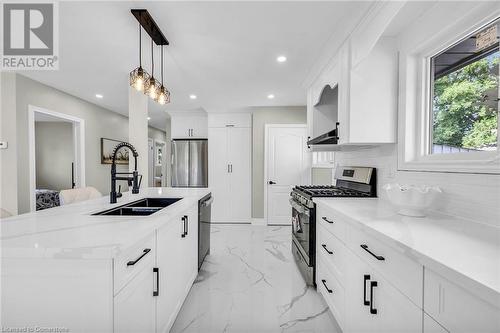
[333,144,500,228]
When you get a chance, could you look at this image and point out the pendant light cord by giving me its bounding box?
[151,39,154,77]
[139,24,142,67]
[161,45,164,85]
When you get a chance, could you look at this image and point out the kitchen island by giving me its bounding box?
[1,187,211,333]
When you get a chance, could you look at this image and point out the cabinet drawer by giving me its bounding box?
[114,233,155,295]
[317,223,348,283]
[317,257,346,329]
[349,224,422,306]
[424,269,500,333]
[316,203,347,243]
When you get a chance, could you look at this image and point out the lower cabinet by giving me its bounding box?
[156,206,198,333]
[115,204,199,333]
[424,313,448,333]
[424,269,500,333]
[345,250,422,333]
[114,266,156,333]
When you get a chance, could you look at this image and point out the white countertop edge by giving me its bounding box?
[1,188,211,260]
[314,198,500,306]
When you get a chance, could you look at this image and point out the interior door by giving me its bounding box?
[114,267,155,333]
[228,127,252,223]
[208,128,230,222]
[266,125,310,225]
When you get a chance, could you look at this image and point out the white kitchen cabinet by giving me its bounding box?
[345,250,422,333]
[114,266,156,333]
[207,112,252,128]
[424,314,448,333]
[208,117,251,223]
[307,37,397,150]
[424,269,500,333]
[156,206,199,333]
[171,114,208,139]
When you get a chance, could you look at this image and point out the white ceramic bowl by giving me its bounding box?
[383,183,442,217]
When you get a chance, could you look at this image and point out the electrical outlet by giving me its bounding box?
[0,141,8,149]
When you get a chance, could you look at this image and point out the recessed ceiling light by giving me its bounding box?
[95,94,103,99]
[267,94,275,99]
[147,117,151,121]
[276,55,287,63]
[189,94,197,100]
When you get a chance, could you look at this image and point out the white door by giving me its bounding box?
[208,127,230,222]
[114,267,156,333]
[266,125,309,225]
[228,127,252,223]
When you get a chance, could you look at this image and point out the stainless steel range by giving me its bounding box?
[290,166,376,286]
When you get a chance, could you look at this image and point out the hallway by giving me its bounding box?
[171,225,340,333]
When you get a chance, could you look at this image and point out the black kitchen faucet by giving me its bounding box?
[110,142,141,204]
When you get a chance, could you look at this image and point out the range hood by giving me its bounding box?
[307,128,338,146]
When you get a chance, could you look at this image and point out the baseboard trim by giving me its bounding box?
[251,218,266,226]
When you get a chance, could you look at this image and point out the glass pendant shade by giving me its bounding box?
[145,77,161,99]
[129,66,150,92]
[156,85,171,105]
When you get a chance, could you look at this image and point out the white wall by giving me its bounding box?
[6,74,165,214]
[252,106,307,218]
[35,121,74,191]
[0,73,18,215]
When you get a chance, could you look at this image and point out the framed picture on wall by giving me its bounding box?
[101,138,129,165]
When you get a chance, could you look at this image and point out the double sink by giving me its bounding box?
[93,198,182,216]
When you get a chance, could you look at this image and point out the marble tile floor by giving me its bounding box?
[171,224,341,333]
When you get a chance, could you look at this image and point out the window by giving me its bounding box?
[430,19,499,155]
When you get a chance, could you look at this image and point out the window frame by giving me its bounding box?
[398,10,500,174]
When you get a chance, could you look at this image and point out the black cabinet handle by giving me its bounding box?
[321,279,333,293]
[184,215,188,236]
[153,267,159,296]
[322,216,334,224]
[370,281,378,314]
[321,244,333,255]
[360,244,385,261]
[181,216,186,238]
[126,248,151,266]
[268,180,276,185]
[363,274,370,306]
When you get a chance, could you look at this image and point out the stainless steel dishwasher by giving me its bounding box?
[198,193,213,270]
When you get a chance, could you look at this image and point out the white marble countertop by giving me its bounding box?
[314,198,500,305]
[0,187,211,260]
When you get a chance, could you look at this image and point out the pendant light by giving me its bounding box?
[145,39,161,99]
[156,45,171,105]
[129,23,150,91]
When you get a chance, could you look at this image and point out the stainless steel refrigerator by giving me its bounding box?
[171,139,208,187]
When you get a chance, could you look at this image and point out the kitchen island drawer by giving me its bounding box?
[349,224,422,306]
[114,232,155,294]
[316,202,348,243]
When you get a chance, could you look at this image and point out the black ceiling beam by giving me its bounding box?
[131,9,169,46]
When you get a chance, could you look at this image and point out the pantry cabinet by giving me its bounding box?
[208,113,251,223]
[170,113,208,139]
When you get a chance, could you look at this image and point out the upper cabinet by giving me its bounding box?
[170,112,208,139]
[307,38,398,151]
[307,1,405,151]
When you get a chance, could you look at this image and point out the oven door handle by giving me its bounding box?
[289,198,310,216]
